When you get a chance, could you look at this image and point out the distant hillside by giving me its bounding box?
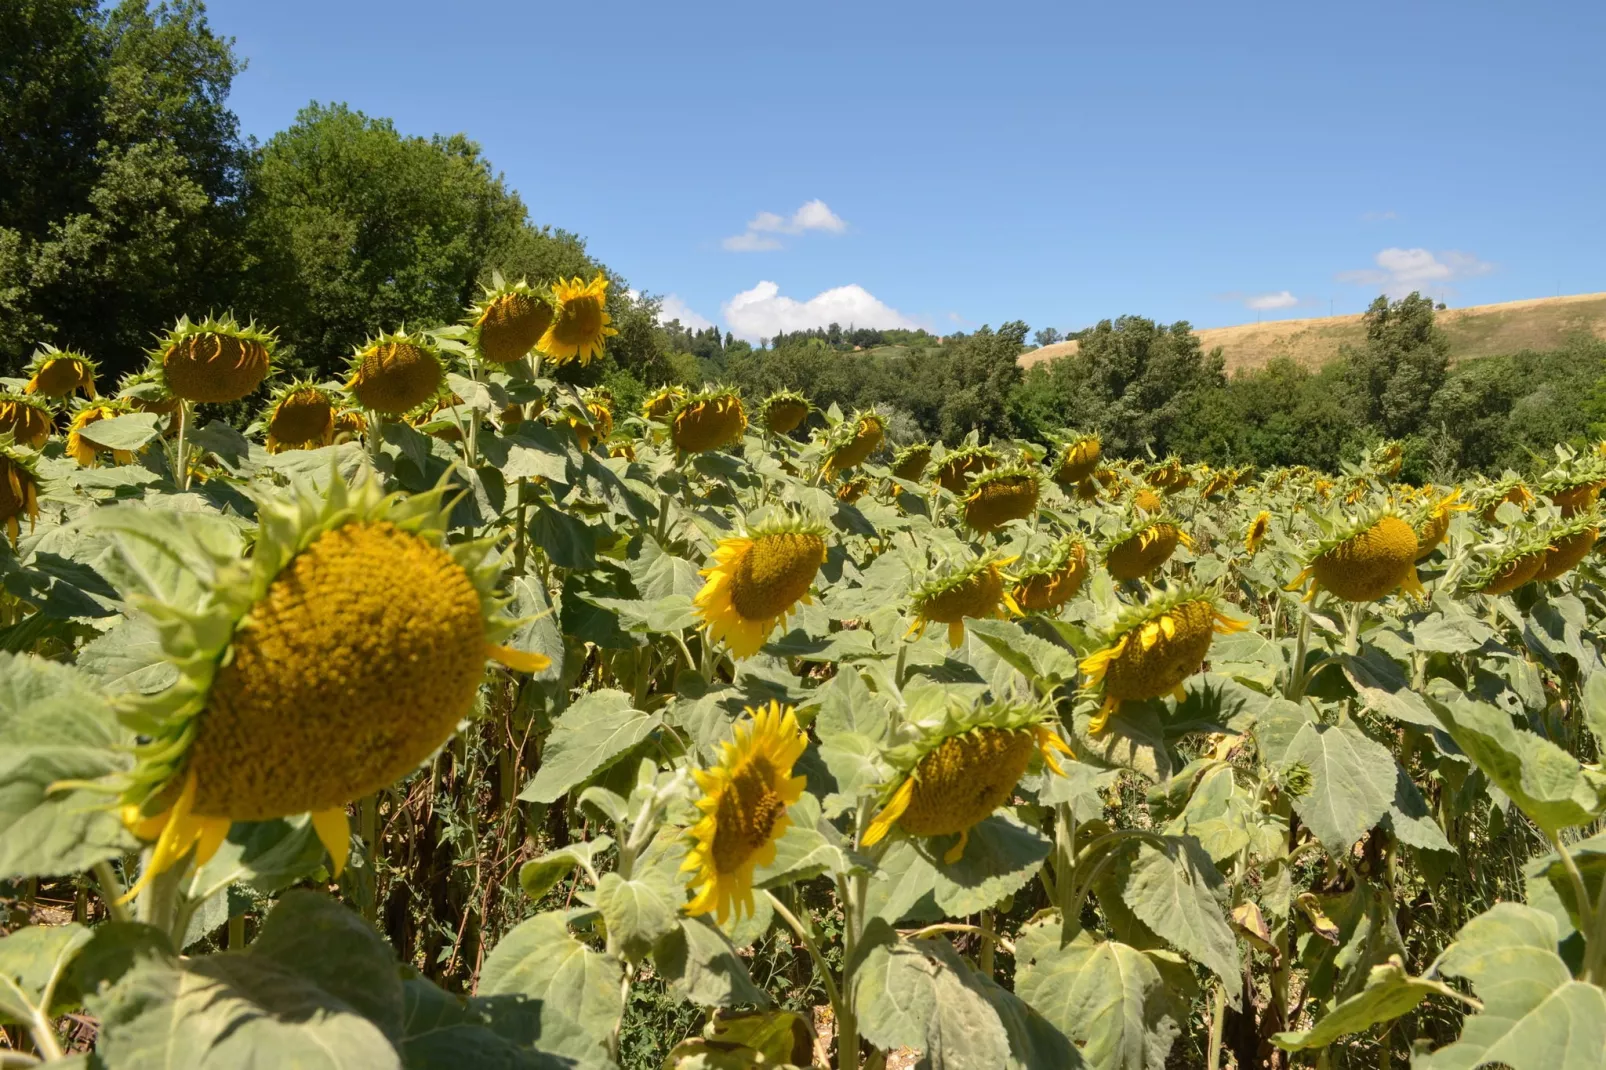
[1019,291,1606,373]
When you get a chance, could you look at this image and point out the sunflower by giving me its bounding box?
[1011,537,1088,612]
[1052,434,1101,485]
[863,701,1071,863]
[1544,479,1603,519]
[1080,590,1247,732]
[671,390,747,453]
[154,315,275,404]
[963,466,1041,533]
[1201,469,1234,498]
[0,441,41,545]
[468,276,554,364]
[264,382,336,453]
[836,476,870,504]
[569,394,614,452]
[1471,540,1550,595]
[1531,515,1600,583]
[114,473,550,895]
[642,385,686,422]
[540,274,616,365]
[66,401,136,467]
[1290,513,1424,602]
[1412,489,1467,561]
[116,367,182,435]
[694,521,828,658]
[346,329,445,415]
[824,411,885,476]
[1243,511,1271,556]
[22,345,97,400]
[935,444,998,493]
[908,556,1019,648]
[1106,518,1191,581]
[1133,487,1164,514]
[681,701,808,923]
[1476,479,1534,523]
[1074,476,1100,501]
[332,409,368,443]
[758,391,810,435]
[891,443,932,482]
[0,393,54,448]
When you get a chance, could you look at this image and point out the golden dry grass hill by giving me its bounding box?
[1019,291,1606,372]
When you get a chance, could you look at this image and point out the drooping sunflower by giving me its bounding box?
[681,701,808,923]
[694,520,828,658]
[1133,487,1164,514]
[467,276,554,364]
[1244,511,1271,556]
[539,273,617,365]
[1074,476,1100,501]
[671,389,747,453]
[1011,537,1088,612]
[263,382,336,453]
[331,409,368,443]
[962,465,1041,533]
[758,390,811,435]
[863,701,1071,863]
[66,400,137,467]
[1411,489,1467,561]
[823,411,886,476]
[568,393,614,452]
[113,473,550,893]
[642,385,687,422]
[907,555,1019,648]
[1200,468,1234,499]
[1476,478,1534,523]
[22,345,97,401]
[1051,434,1102,485]
[890,443,932,482]
[0,440,42,545]
[1289,512,1424,602]
[1080,590,1247,732]
[346,328,445,415]
[835,476,871,504]
[116,367,182,435]
[1105,517,1192,581]
[935,444,998,493]
[153,315,275,404]
[1531,514,1600,583]
[0,393,54,449]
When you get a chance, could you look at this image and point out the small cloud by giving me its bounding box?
[657,294,714,332]
[723,281,919,341]
[1245,291,1299,311]
[723,199,847,252]
[1360,210,1398,222]
[1337,247,1494,298]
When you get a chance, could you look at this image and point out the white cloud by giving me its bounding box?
[657,294,714,332]
[1337,247,1494,298]
[723,281,919,341]
[1245,291,1299,310]
[723,199,847,251]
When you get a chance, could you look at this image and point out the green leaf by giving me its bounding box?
[79,411,161,452]
[0,652,134,880]
[595,870,679,962]
[864,839,942,927]
[519,689,661,803]
[1273,957,1462,1052]
[1382,762,1452,853]
[965,618,1081,693]
[1416,903,1606,1070]
[1409,613,1495,654]
[478,911,625,1068]
[629,536,703,600]
[1343,648,1438,728]
[1278,721,1395,854]
[518,837,613,902]
[1015,915,1182,1070]
[399,972,569,1070]
[0,922,93,1025]
[817,730,890,797]
[755,793,850,888]
[1581,671,1606,751]
[850,923,1011,1069]
[73,616,178,695]
[187,816,328,900]
[653,917,768,1009]
[1116,836,1240,1001]
[1074,705,1172,783]
[929,811,1052,917]
[810,665,891,741]
[503,577,563,684]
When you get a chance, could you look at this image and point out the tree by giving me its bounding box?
[935,320,1028,442]
[1342,292,1450,439]
[1033,326,1062,347]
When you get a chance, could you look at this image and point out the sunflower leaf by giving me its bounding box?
[1115,835,1240,1007]
[0,922,93,1024]
[930,811,1052,917]
[1278,720,1395,854]
[756,793,849,888]
[595,871,679,963]
[1273,956,1462,1052]
[653,917,768,1009]
[399,972,570,1070]
[479,910,624,1067]
[520,690,660,804]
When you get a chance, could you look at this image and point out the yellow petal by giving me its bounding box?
[942,827,970,865]
[863,778,915,847]
[312,807,352,878]
[486,643,552,673]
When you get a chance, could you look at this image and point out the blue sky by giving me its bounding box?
[207,0,1604,341]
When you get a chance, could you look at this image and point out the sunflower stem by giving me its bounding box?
[765,891,844,1033]
[1205,979,1227,1070]
[173,400,192,491]
[1342,602,1363,655]
[92,861,130,924]
[1286,606,1313,700]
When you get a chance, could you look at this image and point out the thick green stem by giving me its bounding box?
[174,401,192,491]
[1286,607,1312,700]
[766,891,844,1028]
[1205,980,1227,1070]
[93,861,130,924]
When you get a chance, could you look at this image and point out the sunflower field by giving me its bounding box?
[3,274,1606,1070]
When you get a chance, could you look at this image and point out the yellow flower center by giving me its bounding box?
[551,291,606,350]
[478,292,552,363]
[1102,600,1217,702]
[899,729,1035,837]
[188,521,487,819]
[164,334,270,404]
[730,533,825,621]
[1311,516,1418,601]
[710,755,787,874]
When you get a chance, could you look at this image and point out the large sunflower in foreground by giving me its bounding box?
[1081,590,1246,733]
[1289,513,1424,602]
[346,328,445,415]
[154,315,275,404]
[540,274,616,365]
[23,345,97,401]
[962,466,1041,533]
[863,701,1071,863]
[113,474,549,896]
[694,521,828,657]
[682,701,808,923]
[468,276,554,364]
[907,556,1018,648]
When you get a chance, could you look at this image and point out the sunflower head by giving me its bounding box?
[540,273,617,366]
[835,476,871,503]
[758,390,811,435]
[1244,511,1271,556]
[1133,487,1164,514]
[331,408,368,443]
[1011,536,1088,612]
[66,399,137,467]
[152,314,275,404]
[1074,475,1101,501]
[681,701,808,923]
[1080,588,1246,733]
[694,518,828,658]
[1468,534,1552,595]
[345,328,446,415]
[113,471,549,891]
[962,465,1042,533]
[263,381,336,453]
[1105,515,1191,581]
[1290,511,1423,603]
[1411,488,1467,561]
[23,344,98,401]
[863,699,1070,863]
[567,392,614,452]
[824,410,886,475]
[1052,433,1102,485]
[1474,477,1534,523]
[670,389,747,453]
[908,555,1019,648]
[1531,512,1600,583]
[891,442,933,482]
[467,276,555,364]
[642,384,687,422]
[0,438,42,545]
[934,443,998,493]
[0,392,55,449]
[1368,440,1404,477]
